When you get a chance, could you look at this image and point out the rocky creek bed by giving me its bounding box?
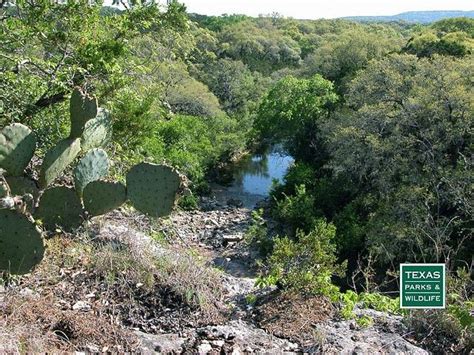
[134,196,427,354]
[0,196,428,353]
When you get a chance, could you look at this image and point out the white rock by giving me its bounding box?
[72,301,91,311]
[223,234,243,242]
[198,343,213,354]
[211,340,225,347]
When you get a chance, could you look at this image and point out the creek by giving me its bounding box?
[211,145,294,209]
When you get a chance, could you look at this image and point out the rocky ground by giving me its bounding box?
[134,196,427,354]
[0,195,429,354]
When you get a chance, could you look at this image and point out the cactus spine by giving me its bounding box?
[0,209,45,275]
[39,138,81,188]
[35,186,84,231]
[81,108,112,151]
[69,88,98,139]
[83,180,127,216]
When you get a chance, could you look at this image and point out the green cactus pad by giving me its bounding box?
[81,108,112,151]
[0,209,44,275]
[69,88,98,138]
[0,184,8,198]
[5,176,39,213]
[126,163,181,217]
[0,123,36,176]
[0,175,9,198]
[5,176,39,200]
[36,186,83,231]
[39,138,81,188]
[83,180,126,216]
[74,148,109,196]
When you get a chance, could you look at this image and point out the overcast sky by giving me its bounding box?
[179,0,473,19]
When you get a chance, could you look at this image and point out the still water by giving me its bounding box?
[211,146,294,209]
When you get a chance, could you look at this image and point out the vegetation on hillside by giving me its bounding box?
[1,2,472,352]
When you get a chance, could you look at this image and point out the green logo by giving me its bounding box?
[400,263,445,309]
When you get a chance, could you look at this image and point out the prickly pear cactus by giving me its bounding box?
[0,123,36,176]
[83,180,126,216]
[0,209,44,275]
[5,176,39,201]
[0,184,8,198]
[81,108,112,151]
[69,88,98,139]
[0,172,9,198]
[74,148,109,196]
[39,138,81,188]
[126,163,181,217]
[35,186,83,231]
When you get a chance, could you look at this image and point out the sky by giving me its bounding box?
[179,0,473,19]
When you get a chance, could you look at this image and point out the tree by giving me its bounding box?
[255,74,338,163]
[328,54,473,267]
[404,18,474,58]
[196,58,267,118]
[0,1,187,130]
[300,27,402,92]
[218,19,301,74]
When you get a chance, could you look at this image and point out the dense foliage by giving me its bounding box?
[1,3,472,350]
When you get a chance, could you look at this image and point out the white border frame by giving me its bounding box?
[400,263,446,309]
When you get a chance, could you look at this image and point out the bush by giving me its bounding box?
[149,114,245,183]
[245,209,273,256]
[405,267,474,353]
[178,194,199,210]
[273,184,319,234]
[112,111,246,188]
[257,219,345,296]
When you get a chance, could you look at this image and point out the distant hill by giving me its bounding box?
[343,10,474,24]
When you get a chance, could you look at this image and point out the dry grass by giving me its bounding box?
[405,309,474,353]
[0,212,228,351]
[0,293,138,352]
[254,291,334,344]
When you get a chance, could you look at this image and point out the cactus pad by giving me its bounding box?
[36,186,83,231]
[0,185,8,198]
[6,176,39,200]
[0,176,9,198]
[81,108,112,151]
[126,163,180,217]
[69,88,98,138]
[0,123,36,176]
[83,180,126,216]
[39,138,81,188]
[74,148,109,196]
[0,209,44,275]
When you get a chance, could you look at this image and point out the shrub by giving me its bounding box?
[245,209,273,256]
[405,267,474,353]
[273,184,319,234]
[257,219,345,296]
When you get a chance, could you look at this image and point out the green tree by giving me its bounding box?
[218,19,302,74]
[255,74,338,163]
[301,27,402,92]
[196,58,268,118]
[0,1,187,144]
[404,18,474,58]
[328,54,473,267]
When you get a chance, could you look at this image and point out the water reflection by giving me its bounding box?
[211,146,294,208]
